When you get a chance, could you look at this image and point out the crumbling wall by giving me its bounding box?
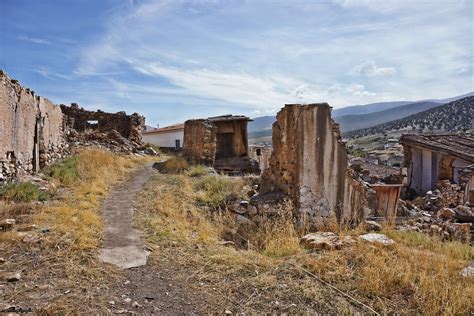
[182,119,217,165]
[249,146,272,174]
[260,103,367,228]
[0,71,65,181]
[60,103,144,143]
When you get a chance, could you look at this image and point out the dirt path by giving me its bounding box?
[98,163,155,269]
[97,164,214,314]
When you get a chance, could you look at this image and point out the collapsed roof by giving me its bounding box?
[400,134,474,163]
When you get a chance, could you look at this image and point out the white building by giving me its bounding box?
[142,123,184,150]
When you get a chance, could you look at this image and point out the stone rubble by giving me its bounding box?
[359,233,395,246]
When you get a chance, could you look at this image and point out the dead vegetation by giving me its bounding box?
[1,149,149,313]
[134,171,474,315]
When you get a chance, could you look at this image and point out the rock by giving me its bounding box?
[359,233,395,246]
[225,310,232,315]
[22,233,40,244]
[454,205,474,223]
[123,297,132,304]
[365,220,382,231]
[0,257,4,264]
[0,219,15,231]
[461,262,474,277]
[132,301,141,308]
[437,208,456,220]
[300,232,345,250]
[239,200,249,208]
[5,272,21,282]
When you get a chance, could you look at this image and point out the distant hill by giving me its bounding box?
[344,96,474,138]
[332,101,414,117]
[335,101,440,132]
[248,116,275,133]
[248,92,473,139]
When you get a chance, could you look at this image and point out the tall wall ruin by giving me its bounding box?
[260,103,367,228]
[0,71,65,181]
[182,119,217,165]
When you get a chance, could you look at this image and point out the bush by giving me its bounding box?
[187,165,209,177]
[160,156,189,173]
[193,175,243,209]
[0,182,48,202]
[44,156,80,185]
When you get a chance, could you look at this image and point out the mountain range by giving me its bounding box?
[248,91,474,139]
[344,96,474,138]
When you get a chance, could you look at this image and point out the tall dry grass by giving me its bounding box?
[135,171,474,314]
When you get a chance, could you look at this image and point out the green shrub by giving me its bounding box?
[187,165,209,177]
[193,175,243,209]
[0,182,48,202]
[44,156,80,185]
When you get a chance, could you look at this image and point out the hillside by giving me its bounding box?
[344,96,474,138]
[248,92,473,136]
[335,101,440,132]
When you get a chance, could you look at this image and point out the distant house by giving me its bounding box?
[384,138,399,149]
[142,123,184,150]
[400,134,474,201]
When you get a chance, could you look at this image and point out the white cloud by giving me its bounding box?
[18,35,51,45]
[353,61,396,77]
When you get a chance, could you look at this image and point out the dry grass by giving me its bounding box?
[135,171,474,314]
[160,156,189,173]
[1,149,149,313]
[193,175,244,210]
[186,165,209,177]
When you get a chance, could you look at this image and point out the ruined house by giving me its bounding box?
[0,71,146,181]
[260,103,367,229]
[0,71,65,181]
[400,133,474,204]
[60,103,144,144]
[183,115,259,174]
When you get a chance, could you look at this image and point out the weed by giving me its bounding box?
[187,165,209,177]
[160,156,189,173]
[193,175,244,209]
[44,156,80,185]
[0,182,48,202]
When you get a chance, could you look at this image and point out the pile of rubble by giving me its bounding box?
[397,199,473,243]
[65,129,157,156]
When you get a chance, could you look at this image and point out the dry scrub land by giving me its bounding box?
[1,151,473,314]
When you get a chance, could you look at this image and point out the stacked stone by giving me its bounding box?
[182,119,217,165]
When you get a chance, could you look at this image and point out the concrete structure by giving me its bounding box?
[260,103,367,229]
[183,115,259,174]
[400,134,474,197]
[0,71,65,181]
[142,123,184,150]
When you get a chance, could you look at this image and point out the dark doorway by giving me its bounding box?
[216,133,234,158]
[175,139,181,150]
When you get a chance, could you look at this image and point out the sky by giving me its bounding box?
[0,0,473,127]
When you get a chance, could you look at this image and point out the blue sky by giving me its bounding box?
[1,0,472,127]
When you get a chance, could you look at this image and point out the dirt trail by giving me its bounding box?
[98,163,155,269]
[97,164,214,314]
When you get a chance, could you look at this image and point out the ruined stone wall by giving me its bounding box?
[260,104,367,228]
[249,146,272,174]
[60,103,144,144]
[182,119,217,165]
[0,71,65,181]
